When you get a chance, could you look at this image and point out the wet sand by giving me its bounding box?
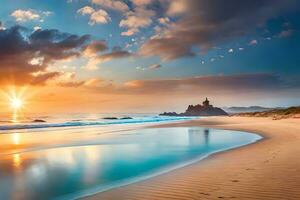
[85,116,300,200]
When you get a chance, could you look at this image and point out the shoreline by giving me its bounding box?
[72,127,262,200]
[85,116,300,200]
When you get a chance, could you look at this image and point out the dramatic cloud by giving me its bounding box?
[29,28,90,60]
[11,9,52,22]
[0,26,90,85]
[249,39,258,45]
[33,26,42,31]
[83,46,132,70]
[62,73,300,100]
[11,9,40,22]
[31,72,62,85]
[140,0,300,60]
[120,7,155,36]
[121,73,284,94]
[0,21,5,30]
[77,6,111,25]
[131,0,154,7]
[77,6,95,15]
[135,63,162,71]
[158,17,170,26]
[98,50,132,62]
[141,37,195,60]
[148,64,161,69]
[278,29,294,38]
[89,9,111,25]
[78,1,155,35]
[92,0,129,12]
[166,0,188,16]
[58,78,104,88]
[78,6,111,25]
[83,40,108,57]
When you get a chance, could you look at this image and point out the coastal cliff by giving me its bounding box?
[160,98,228,116]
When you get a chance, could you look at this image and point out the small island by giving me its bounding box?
[160,98,228,116]
[103,117,133,120]
[32,119,46,123]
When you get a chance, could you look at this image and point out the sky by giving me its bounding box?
[0,0,300,113]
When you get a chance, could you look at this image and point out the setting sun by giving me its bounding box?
[10,98,23,110]
[1,87,29,122]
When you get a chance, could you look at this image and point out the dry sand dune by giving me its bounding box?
[85,117,300,200]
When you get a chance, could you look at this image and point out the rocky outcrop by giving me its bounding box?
[160,98,228,117]
[32,119,46,123]
[102,117,133,120]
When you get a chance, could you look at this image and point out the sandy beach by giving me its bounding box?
[86,116,300,200]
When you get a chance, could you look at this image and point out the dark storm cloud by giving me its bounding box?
[0,26,90,85]
[141,0,300,60]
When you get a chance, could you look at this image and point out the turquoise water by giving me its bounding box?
[0,115,195,130]
[0,127,262,200]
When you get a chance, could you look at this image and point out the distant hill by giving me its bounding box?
[234,106,300,119]
[223,106,276,114]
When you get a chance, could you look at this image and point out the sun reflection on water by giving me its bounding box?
[12,111,18,123]
[13,153,22,169]
[12,133,21,145]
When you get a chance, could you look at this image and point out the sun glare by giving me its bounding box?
[10,97,23,110]
[1,87,30,122]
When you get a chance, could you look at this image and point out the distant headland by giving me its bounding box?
[160,98,228,116]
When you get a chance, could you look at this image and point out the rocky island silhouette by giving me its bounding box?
[160,98,228,116]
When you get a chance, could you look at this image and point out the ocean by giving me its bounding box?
[0,113,262,200]
[0,113,195,131]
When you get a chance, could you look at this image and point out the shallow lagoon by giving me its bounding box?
[0,127,262,200]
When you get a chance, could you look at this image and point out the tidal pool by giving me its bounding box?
[0,127,262,200]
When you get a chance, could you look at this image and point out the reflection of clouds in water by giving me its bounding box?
[43,146,104,184]
[83,146,103,184]
[27,163,47,184]
[154,128,190,146]
[46,148,77,169]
